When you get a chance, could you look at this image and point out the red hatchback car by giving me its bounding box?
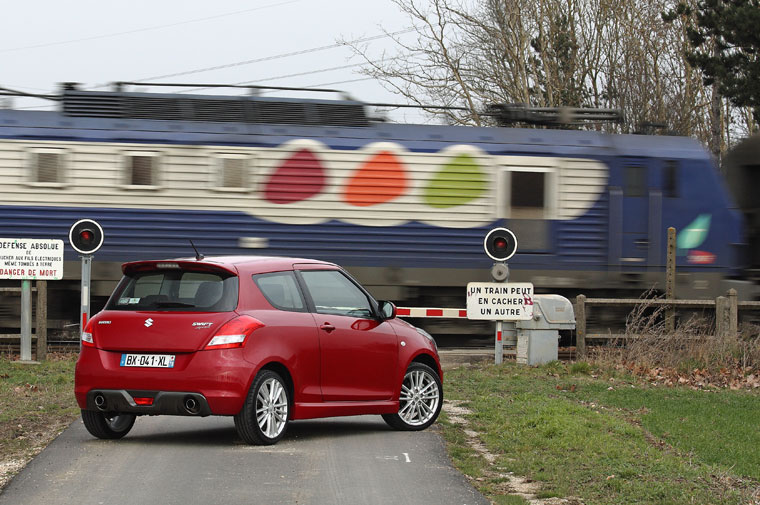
[74,256,443,445]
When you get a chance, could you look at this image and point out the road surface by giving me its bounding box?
[0,414,489,505]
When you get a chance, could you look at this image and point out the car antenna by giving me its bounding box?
[189,240,204,261]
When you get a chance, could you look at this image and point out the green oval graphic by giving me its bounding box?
[424,154,486,208]
[677,213,711,250]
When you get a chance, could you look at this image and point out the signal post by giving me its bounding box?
[68,220,104,344]
[466,228,534,364]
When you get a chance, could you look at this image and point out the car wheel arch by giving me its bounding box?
[410,352,440,376]
[257,361,295,406]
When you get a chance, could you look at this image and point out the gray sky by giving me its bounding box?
[1,0,427,122]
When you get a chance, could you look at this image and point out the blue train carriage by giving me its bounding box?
[722,132,760,282]
[0,88,753,331]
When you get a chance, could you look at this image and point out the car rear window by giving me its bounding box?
[106,269,238,312]
[253,271,306,312]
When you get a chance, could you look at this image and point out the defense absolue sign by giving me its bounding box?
[0,238,64,280]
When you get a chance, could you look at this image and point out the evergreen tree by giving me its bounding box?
[667,0,760,123]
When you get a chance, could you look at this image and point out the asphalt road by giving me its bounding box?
[0,414,489,505]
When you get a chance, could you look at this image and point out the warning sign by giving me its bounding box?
[466,282,534,321]
[0,238,64,280]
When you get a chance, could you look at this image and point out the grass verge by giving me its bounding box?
[0,353,79,489]
[441,361,760,505]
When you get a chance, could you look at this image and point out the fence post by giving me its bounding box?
[665,227,676,332]
[575,295,586,358]
[715,296,728,338]
[727,288,738,337]
[35,280,47,362]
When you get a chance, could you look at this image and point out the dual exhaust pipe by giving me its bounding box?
[92,392,203,415]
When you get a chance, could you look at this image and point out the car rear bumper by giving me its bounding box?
[75,347,255,415]
[85,389,212,416]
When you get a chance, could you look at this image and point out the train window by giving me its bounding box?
[123,152,160,187]
[623,164,646,197]
[498,168,552,250]
[663,160,678,198]
[28,148,66,185]
[511,172,545,209]
[509,171,546,219]
[214,154,251,190]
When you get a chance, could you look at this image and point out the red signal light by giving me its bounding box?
[494,238,508,250]
[133,397,154,406]
[79,230,94,243]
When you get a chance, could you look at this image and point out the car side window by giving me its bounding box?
[254,271,306,312]
[299,270,373,318]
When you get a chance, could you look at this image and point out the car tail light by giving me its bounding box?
[82,320,95,348]
[133,397,154,406]
[205,315,264,350]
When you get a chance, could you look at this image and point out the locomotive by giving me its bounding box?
[0,84,756,339]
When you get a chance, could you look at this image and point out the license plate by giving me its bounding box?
[120,353,175,368]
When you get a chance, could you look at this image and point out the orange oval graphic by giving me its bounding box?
[344,151,407,207]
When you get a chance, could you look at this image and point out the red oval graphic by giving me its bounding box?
[264,148,326,204]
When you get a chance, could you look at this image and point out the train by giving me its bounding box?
[0,84,757,341]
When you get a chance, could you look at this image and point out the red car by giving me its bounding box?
[74,256,443,445]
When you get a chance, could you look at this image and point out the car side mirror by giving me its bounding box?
[378,300,397,321]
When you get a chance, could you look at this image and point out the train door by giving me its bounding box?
[497,162,557,251]
[611,158,665,266]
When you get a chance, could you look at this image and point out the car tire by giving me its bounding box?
[81,410,136,439]
[234,369,290,445]
[382,362,442,431]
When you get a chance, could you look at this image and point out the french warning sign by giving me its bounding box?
[0,238,64,280]
[466,282,534,321]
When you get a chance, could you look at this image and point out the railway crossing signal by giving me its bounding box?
[69,219,104,255]
[483,227,517,262]
[68,219,103,346]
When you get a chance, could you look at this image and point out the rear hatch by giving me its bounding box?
[93,310,236,352]
[92,260,240,353]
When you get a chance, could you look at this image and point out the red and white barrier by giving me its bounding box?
[396,307,468,318]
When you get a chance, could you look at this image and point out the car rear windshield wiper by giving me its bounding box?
[155,301,196,308]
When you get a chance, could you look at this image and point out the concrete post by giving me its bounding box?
[20,280,32,361]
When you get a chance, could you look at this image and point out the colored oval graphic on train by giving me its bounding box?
[263,148,326,204]
[344,151,407,207]
[423,153,486,208]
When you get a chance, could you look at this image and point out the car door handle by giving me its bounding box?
[320,323,336,333]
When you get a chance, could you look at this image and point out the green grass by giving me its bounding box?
[576,383,760,479]
[442,362,760,505]
[0,353,79,485]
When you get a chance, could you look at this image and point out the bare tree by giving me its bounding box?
[348,0,752,151]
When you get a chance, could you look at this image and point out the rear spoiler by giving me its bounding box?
[122,260,238,277]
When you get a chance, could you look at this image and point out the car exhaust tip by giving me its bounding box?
[184,396,200,415]
[94,394,107,411]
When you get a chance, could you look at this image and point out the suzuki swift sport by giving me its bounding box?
[75,256,443,445]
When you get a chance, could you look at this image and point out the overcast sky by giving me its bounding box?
[1,0,429,122]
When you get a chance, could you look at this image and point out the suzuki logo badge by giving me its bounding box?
[144,318,154,328]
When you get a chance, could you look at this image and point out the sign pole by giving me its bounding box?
[20,279,32,361]
[495,320,503,365]
[80,255,92,348]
